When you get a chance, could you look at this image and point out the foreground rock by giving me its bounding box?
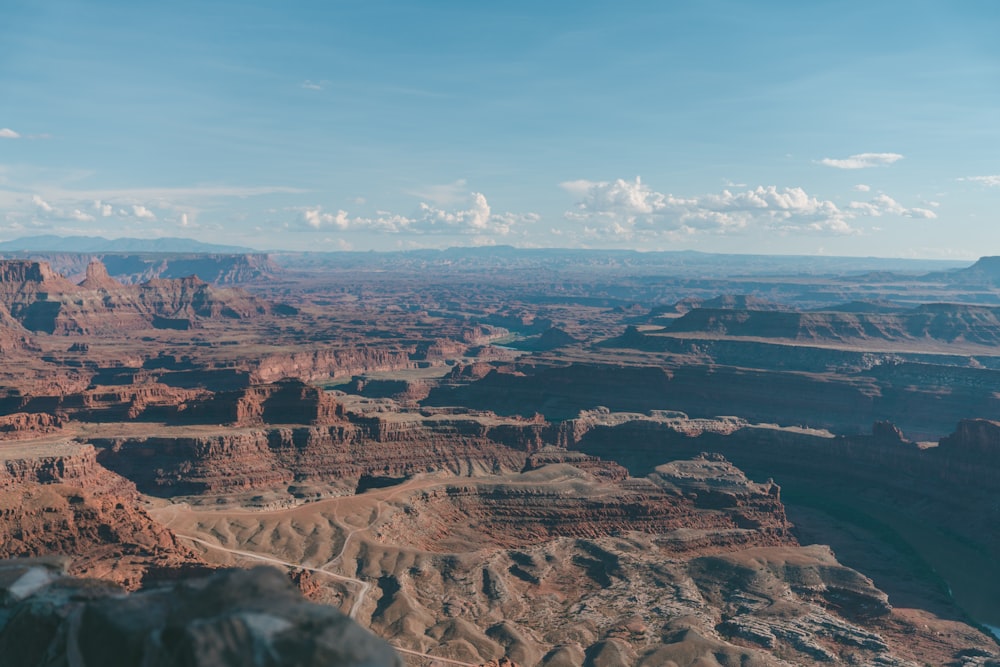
[0,558,402,667]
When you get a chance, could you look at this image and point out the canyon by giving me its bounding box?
[1,248,1000,666]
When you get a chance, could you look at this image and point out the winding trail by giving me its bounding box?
[176,534,372,620]
[175,534,478,667]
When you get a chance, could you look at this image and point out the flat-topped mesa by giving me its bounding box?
[78,259,123,290]
[0,259,75,287]
[0,257,271,333]
[937,418,1000,462]
[0,260,79,308]
[93,411,557,498]
[187,380,346,426]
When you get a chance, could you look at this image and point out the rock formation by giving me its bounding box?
[0,559,402,667]
[0,259,271,334]
[93,406,555,499]
[0,441,208,588]
[77,258,123,290]
[0,251,283,285]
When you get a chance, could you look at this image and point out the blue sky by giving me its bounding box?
[2,1,999,256]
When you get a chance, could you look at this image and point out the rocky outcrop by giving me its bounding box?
[0,411,64,438]
[77,259,123,290]
[2,252,283,285]
[11,382,207,422]
[0,442,205,588]
[344,377,432,402]
[0,259,273,334]
[0,560,401,667]
[188,380,346,426]
[430,357,1000,439]
[251,348,415,383]
[0,260,78,309]
[100,253,283,285]
[514,327,582,351]
[937,418,1000,463]
[93,411,556,498]
[662,302,1000,345]
[0,304,32,353]
[373,455,793,553]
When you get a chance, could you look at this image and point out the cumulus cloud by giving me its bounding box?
[303,207,350,230]
[818,153,904,169]
[848,194,937,219]
[93,200,114,217]
[417,192,491,231]
[563,177,936,240]
[563,177,851,237]
[298,191,536,237]
[69,209,95,222]
[853,184,871,192]
[961,175,1000,187]
[131,205,156,220]
[0,128,20,139]
[32,194,54,212]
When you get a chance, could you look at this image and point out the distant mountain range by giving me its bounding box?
[0,235,256,254]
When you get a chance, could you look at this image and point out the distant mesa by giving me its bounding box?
[635,295,1000,346]
[652,294,788,317]
[513,326,583,351]
[0,234,255,254]
[940,255,1000,286]
[818,299,906,314]
[0,235,281,285]
[0,258,272,334]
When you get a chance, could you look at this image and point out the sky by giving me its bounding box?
[1,1,999,257]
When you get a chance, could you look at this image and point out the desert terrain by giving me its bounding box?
[3,247,1000,666]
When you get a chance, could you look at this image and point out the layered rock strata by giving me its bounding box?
[93,411,554,498]
[0,259,271,334]
[0,441,205,588]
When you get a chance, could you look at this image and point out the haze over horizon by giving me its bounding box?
[2,1,999,258]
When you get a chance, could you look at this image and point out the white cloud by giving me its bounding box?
[853,184,871,192]
[818,153,904,169]
[303,207,350,230]
[32,194,55,212]
[560,179,601,197]
[297,191,536,237]
[961,175,1000,187]
[70,209,95,222]
[417,192,491,231]
[0,128,20,139]
[93,200,113,217]
[301,80,324,91]
[563,177,938,240]
[131,205,155,220]
[563,178,851,237]
[848,194,937,219]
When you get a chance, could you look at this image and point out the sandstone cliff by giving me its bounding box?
[0,259,272,334]
[93,410,554,498]
[0,441,205,588]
